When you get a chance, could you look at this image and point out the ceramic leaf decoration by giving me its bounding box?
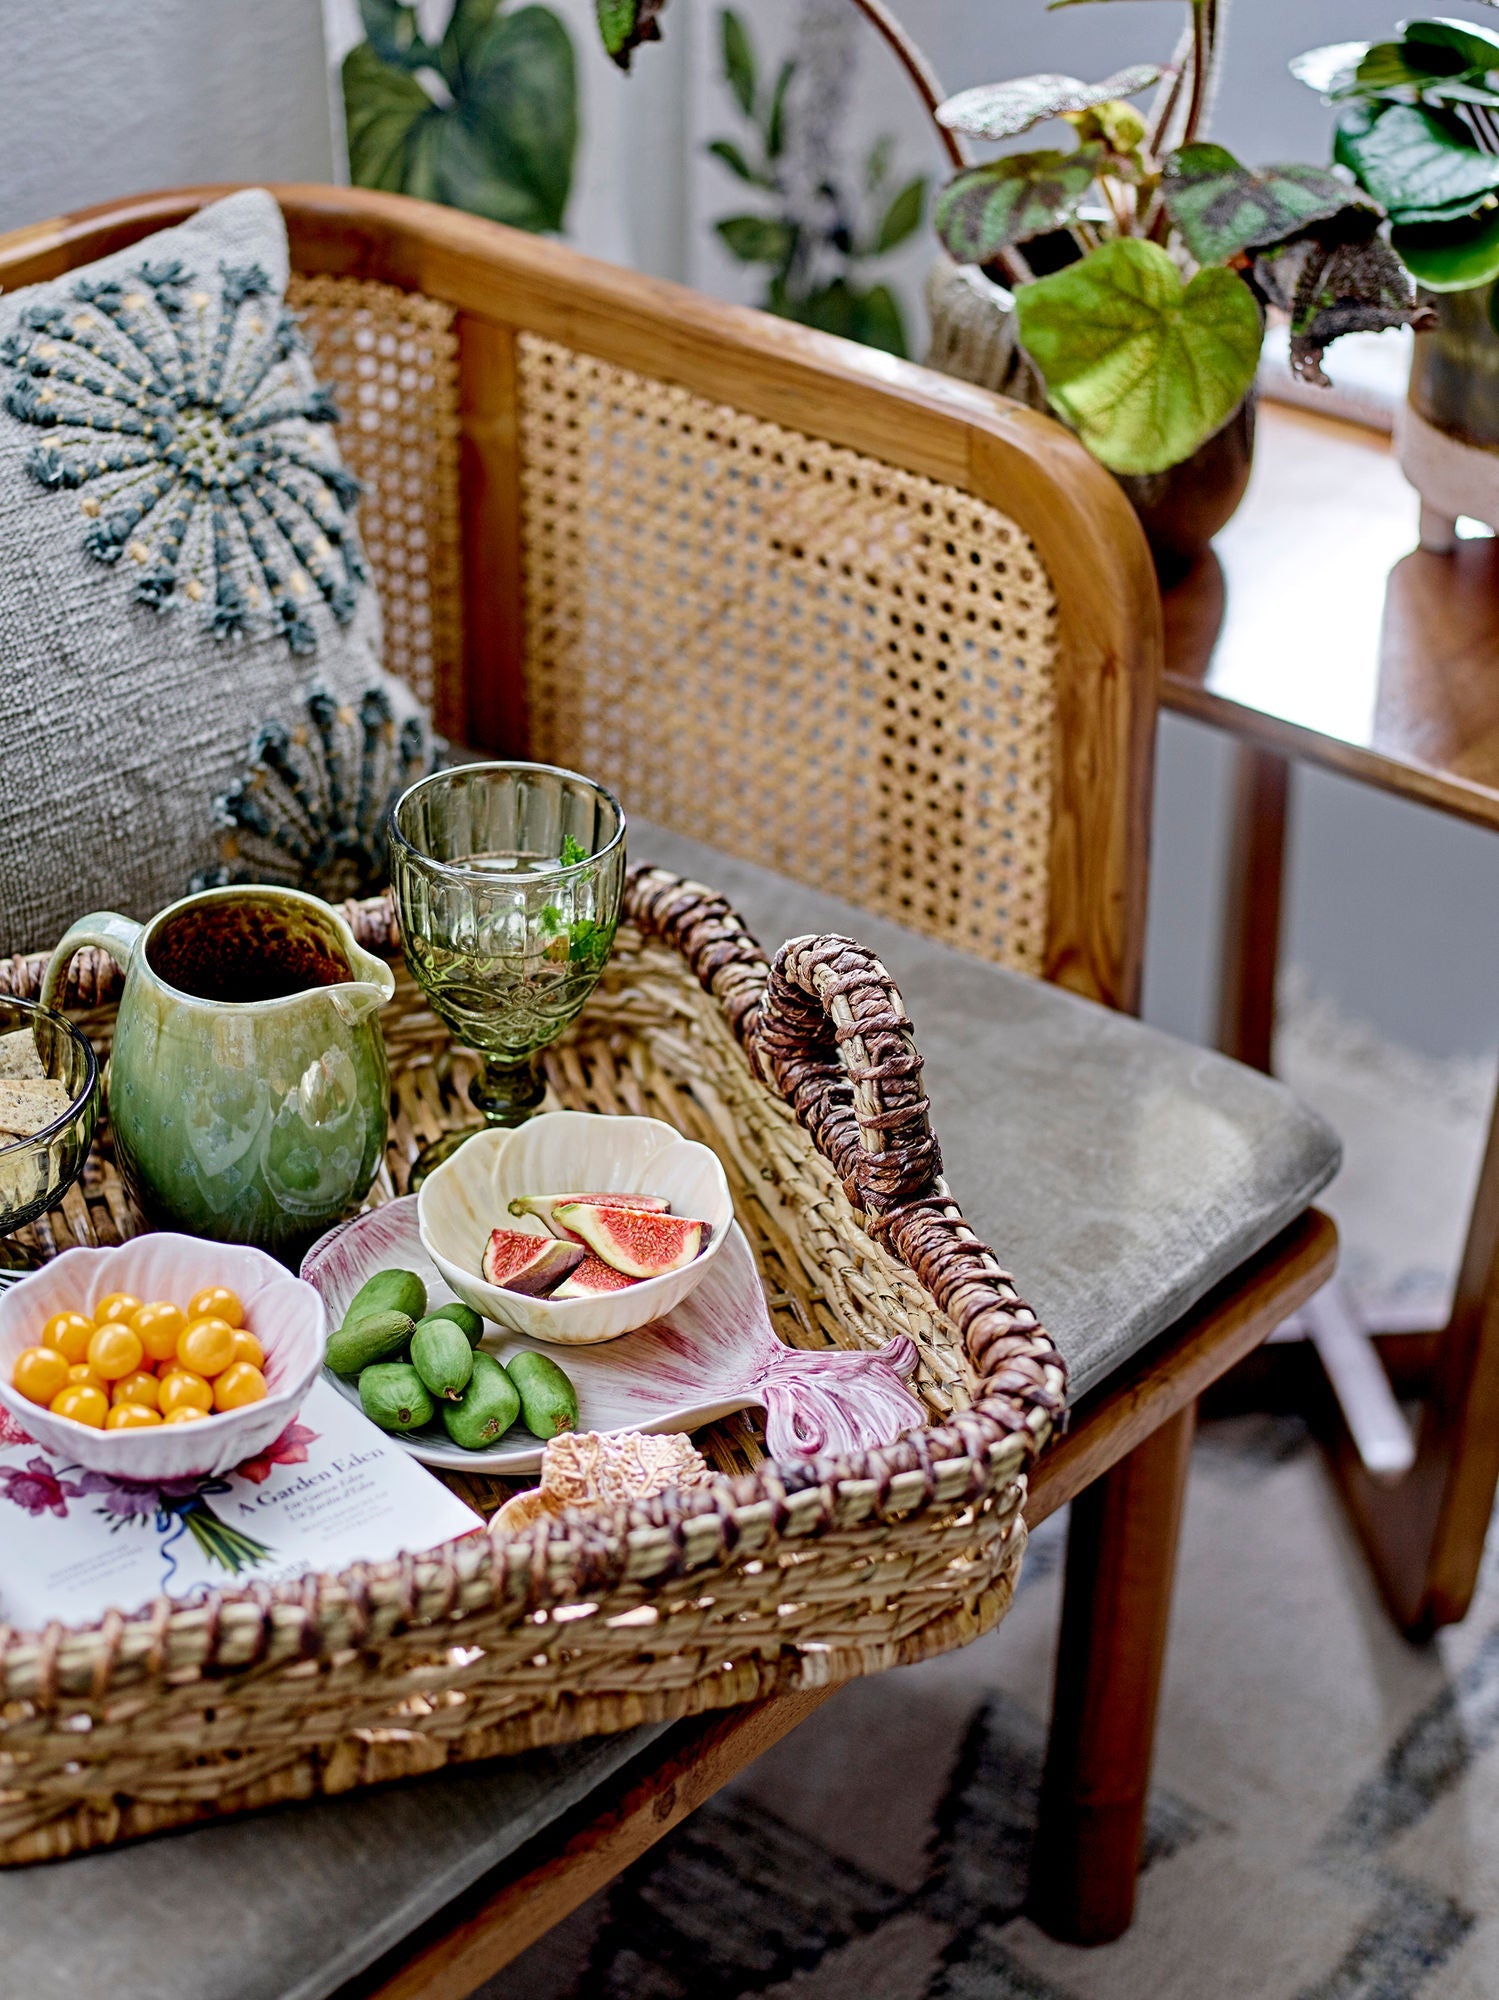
[303,1197,928,1474]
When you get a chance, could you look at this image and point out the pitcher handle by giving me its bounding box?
[40,912,143,1013]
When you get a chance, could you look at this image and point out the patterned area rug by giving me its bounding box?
[493,1415,1499,2000]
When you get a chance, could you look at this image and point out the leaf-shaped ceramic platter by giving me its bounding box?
[302,1196,926,1474]
[306,1197,760,1473]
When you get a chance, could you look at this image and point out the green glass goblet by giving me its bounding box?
[390,763,626,1182]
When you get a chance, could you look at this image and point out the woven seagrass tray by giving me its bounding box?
[0,865,1065,1864]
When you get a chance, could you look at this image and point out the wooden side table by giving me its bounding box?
[1164,401,1499,1638]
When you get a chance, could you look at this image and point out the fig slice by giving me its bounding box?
[509,1191,670,1243]
[481,1229,587,1296]
[552,1202,707,1278]
[552,1254,641,1299]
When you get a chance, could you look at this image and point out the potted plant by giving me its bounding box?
[704,7,929,358]
[1294,11,1499,550]
[342,0,578,235]
[597,0,1428,576]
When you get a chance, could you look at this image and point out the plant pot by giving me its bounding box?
[1114,392,1257,584]
[1398,282,1499,551]
[925,255,1255,580]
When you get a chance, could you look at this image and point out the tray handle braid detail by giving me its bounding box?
[623,868,1068,1434]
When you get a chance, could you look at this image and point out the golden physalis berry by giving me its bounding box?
[67,1362,104,1391]
[111,1370,159,1410]
[177,1317,235,1378]
[95,1292,143,1325]
[49,1383,108,1428]
[230,1328,265,1369]
[12,1346,69,1407]
[158,1369,213,1416]
[213,1361,268,1411]
[41,1311,94,1363]
[105,1403,161,1430]
[131,1300,186,1364]
[87,1324,144,1382]
[187,1286,244,1330]
[162,1405,207,1425]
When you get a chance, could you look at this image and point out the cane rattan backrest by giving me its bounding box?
[288,287,1057,972]
[0,187,1158,1009]
[286,275,464,736]
[514,336,1057,971]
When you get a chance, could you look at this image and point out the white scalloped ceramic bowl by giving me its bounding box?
[417,1112,734,1344]
[0,1235,326,1478]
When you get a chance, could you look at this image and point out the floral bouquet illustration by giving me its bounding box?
[0,1408,317,1582]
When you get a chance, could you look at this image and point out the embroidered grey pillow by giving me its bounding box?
[0,188,433,955]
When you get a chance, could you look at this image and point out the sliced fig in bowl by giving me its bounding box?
[509,1191,670,1242]
[481,1229,586,1296]
[552,1254,641,1299]
[553,1202,707,1278]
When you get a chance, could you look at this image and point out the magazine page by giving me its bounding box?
[0,1378,484,1630]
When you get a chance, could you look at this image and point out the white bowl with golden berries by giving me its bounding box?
[0,1234,326,1478]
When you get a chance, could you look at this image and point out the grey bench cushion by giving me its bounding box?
[1,1723,668,2000]
[1,827,1338,2000]
[630,822,1340,1404]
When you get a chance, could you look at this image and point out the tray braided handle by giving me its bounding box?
[624,867,1066,1440]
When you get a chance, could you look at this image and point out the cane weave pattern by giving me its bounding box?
[515,335,1058,973]
[287,275,464,738]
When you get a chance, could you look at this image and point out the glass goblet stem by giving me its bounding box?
[470,1055,547,1127]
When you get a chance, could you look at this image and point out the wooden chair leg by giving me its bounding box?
[1028,1404,1196,1946]
[1329,1082,1499,1637]
[1216,742,1290,1074]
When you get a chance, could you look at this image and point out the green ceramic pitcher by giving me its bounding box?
[42,886,394,1262]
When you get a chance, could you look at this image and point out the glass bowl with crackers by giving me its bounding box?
[0,999,100,1263]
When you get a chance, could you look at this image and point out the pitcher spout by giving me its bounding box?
[328,943,396,1027]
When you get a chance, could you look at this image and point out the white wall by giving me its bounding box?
[0,0,336,234]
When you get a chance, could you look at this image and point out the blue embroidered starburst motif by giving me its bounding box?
[0,258,366,654]
[192,684,438,902]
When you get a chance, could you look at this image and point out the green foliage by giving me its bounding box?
[343,0,577,233]
[934,148,1102,264]
[937,65,1160,143]
[1251,229,1427,380]
[721,9,756,118]
[1161,144,1372,264]
[1297,15,1499,299]
[706,8,926,360]
[596,0,668,71]
[1013,239,1263,475]
[1334,100,1499,226]
[1393,208,1499,291]
[875,176,927,253]
[716,215,796,263]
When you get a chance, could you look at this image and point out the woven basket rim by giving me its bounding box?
[0,868,1066,1679]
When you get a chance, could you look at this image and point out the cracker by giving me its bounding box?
[0,1031,46,1082]
[0,1077,72,1137]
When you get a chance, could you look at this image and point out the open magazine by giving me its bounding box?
[0,1378,484,1630]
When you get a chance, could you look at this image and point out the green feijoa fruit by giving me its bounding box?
[506,1350,580,1442]
[326,1309,416,1379]
[442,1351,521,1450]
[359,1361,434,1433]
[346,1267,427,1328]
[410,1316,474,1402]
[423,1301,485,1347]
